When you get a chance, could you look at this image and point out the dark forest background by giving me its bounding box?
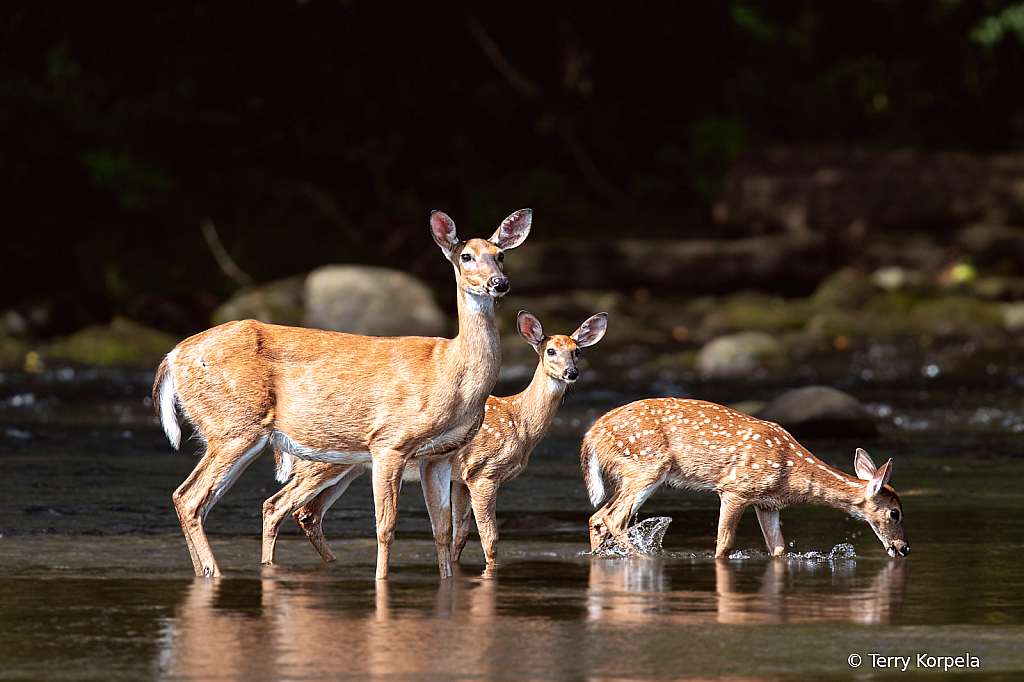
[3,0,1024,337]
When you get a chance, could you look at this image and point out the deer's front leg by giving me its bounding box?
[419,457,453,579]
[715,491,747,558]
[754,506,785,556]
[451,480,473,563]
[468,478,499,567]
[371,449,406,580]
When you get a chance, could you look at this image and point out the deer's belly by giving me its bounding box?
[271,430,371,465]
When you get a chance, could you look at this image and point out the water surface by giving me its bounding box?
[1,363,1022,680]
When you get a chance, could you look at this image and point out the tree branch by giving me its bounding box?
[201,218,256,290]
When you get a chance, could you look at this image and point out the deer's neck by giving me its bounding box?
[509,363,566,440]
[450,288,500,381]
[795,457,867,515]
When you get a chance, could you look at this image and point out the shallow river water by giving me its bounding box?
[1,355,1023,681]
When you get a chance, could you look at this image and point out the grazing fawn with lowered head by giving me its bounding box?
[261,310,608,569]
[153,209,531,578]
[582,398,908,558]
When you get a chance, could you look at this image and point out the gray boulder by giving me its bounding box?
[696,331,788,378]
[755,386,878,440]
[303,265,448,337]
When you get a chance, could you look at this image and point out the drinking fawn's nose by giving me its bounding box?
[489,276,509,293]
[565,367,579,381]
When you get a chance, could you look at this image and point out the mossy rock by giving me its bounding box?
[643,349,700,373]
[699,295,810,337]
[811,268,878,310]
[862,290,921,317]
[804,310,874,339]
[908,296,1005,338]
[0,336,30,370]
[42,318,181,367]
[211,275,306,327]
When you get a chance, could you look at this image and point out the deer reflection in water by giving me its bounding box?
[156,568,501,681]
[586,556,906,626]
[157,557,904,679]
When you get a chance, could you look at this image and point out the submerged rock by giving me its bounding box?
[755,385,878,440]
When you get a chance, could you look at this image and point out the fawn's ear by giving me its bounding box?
[489,209,532,251]
[430,211,459,260]
[517,310,545,350]
[854,447,878,481]
[572,313,608,348]
[866,458,893,497]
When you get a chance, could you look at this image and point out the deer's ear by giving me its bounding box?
[517,310,544,349]
[489,209,531,250]
[572,313,608,348]
[854,447,877,481]
[431,211,459,259]
[866,458,892,497]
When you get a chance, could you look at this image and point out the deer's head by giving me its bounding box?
[431,209,531,299]
[517,311,608,384]
[853,448,909,558]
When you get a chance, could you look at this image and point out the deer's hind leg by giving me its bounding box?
[754,506,785,556]
[262,460,364,564]
[589,469,667,552]
[451,479,474,563]
[174,434,269,576]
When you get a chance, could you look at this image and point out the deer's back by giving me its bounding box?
[170,319,494,454]
[589,398,812,496]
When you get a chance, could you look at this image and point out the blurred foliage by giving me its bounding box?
[1,0,1024,333]
[972,2,1024,46]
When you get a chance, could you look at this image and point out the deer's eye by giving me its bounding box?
[461,253,472,263]
[889,509,901,522]
[546,348,556,356]
[574,349,580,357]
[497,252,504,262]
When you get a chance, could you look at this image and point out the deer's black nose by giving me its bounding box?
[565,367,579,381]
[489,276,509,293]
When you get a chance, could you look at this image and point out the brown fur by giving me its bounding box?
[261,311,609,569]
[583,398,908,558]
[155,209,531,578]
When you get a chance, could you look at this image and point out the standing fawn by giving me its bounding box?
[153,209,531,578]
[261,310,608,569]
[582,398,909,558]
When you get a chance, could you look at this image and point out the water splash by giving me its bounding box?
[787,542,857,562]
[590,517,672,557]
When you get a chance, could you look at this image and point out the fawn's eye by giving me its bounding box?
[460,253,472,263]
[574,349,580,357]
[546,348,555,356]
[497,252,504,262]
[889,509,901,522]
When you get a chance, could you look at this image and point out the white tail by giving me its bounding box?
[582,398,908,558]
[155,352,181,449]
[260,310,608,569]
[154,209,531,578]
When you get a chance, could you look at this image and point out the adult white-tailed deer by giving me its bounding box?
[261,310,608,569]
[582,398,909,558]
[153,209,531,578]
